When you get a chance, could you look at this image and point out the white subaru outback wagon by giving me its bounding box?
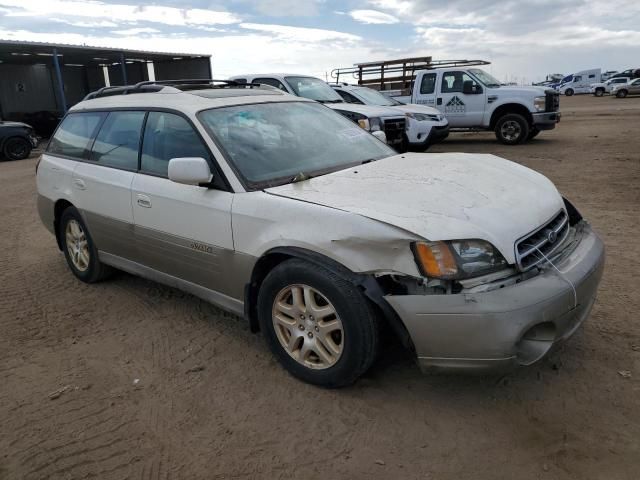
[37,79,605,387]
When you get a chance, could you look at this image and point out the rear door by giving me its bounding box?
[413,72,438,108]
[130,111,237,297]
[436,70,486,127]
[71,110,145,258]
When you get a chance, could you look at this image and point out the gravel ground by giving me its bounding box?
[0,95,639,480]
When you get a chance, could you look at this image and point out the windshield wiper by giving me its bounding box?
[290,172,314,183]
[317,99,343,104]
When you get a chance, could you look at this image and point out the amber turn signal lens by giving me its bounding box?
[412,241,459,279]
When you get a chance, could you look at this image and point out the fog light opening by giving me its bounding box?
[516,322,556,366]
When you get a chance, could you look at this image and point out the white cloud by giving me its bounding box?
[239,23,362,43]
[349,9,399,25]
[0,0,241,25]
[112,27,160,36]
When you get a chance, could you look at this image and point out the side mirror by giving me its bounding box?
[371,130,387,143]
[463,80,481,94]
[168,157,212,186]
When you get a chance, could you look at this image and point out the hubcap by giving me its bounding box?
[272,284,343,370]
[65,219,90,272]
[501,120,522,142]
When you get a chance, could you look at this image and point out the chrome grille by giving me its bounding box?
[545,90,560,112]
[515,210,569,271]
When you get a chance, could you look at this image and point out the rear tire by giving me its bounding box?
[258,258,379,388]
[616,90,628,98]
[594,88,604,97]
[495,114,529,145]
[565,88,574,96]
[2,137,31,161]
[59,206,113,283]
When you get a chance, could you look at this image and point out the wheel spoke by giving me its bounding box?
[291,286,305,311]
[311,341,334,365]
[274,300,296,318]
[79,250,90,267]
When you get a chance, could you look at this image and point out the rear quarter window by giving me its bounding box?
[47,112,106,160]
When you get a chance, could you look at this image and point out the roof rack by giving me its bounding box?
[330,58,490,93]
[83,79,264,100]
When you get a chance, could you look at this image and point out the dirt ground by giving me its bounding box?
[1,95,639,480]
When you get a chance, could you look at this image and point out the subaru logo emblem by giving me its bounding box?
[546,230,557,244]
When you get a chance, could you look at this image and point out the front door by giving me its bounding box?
[131,111,236,297]
[436,70,486,127]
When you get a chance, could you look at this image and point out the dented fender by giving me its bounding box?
[231,190,423,277]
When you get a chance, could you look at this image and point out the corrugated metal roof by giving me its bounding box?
[0,39,210,62]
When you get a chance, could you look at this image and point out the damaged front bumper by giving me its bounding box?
[384,222,605,373]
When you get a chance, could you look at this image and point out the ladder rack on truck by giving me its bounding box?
[331,58,490,94]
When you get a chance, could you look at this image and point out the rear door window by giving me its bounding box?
[47,112,106,159]
[90,111,146,170]
[420,73,437,94]
[140,112,210,177]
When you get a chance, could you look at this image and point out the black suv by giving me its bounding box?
[0,120,39,161]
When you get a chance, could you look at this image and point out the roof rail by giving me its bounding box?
[83,78,263,101]
[330,58,490,92]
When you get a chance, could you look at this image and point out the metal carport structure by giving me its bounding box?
[0,40,211,121]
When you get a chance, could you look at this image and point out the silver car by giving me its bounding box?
[36,80,605,387]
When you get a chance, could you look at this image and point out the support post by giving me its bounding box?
[120,52,128,85]
[52,48,68,114]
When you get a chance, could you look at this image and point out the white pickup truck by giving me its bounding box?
[392,67,561,145]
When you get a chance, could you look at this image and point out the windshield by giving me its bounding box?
[285,76,343,102]
[352,87,402,106]
[468,68,502,87]
[198,102,395,189]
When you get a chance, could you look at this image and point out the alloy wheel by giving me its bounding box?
[272,284,344,369]
[65,219,90,272]
[501,120,522,142]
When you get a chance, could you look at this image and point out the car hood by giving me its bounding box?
[326,102,405,118]
[0,121,31,128]
[265,153,564,264]
[491,85,549,96]
[389,104,442,116]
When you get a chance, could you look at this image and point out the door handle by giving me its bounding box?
[136,194,152,208]
[72,178,86,190]
[437,98,442,105]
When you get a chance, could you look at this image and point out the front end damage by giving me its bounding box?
[374,218,605,373]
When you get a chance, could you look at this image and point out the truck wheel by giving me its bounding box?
[495,114,530,145]
[59,206,113,283]
[257,258,379,388]
[616,90,628,98]
[2,137,32,161]
[527,127,541,140]
[594,88,605,97]
[565,88,574,96]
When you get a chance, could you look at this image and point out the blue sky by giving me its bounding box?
[0,0,638,83]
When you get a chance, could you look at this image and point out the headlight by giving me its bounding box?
[412,240,508,279]
[357,118,370,130]
[406,112,441,122]
[534,96,546,112]
[357,117,382,132]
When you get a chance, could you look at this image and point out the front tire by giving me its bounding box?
[616,90,628,98]
[2,137,31,161]
[59,207,112,283]
[594,88,604,97]
[527,127,541,140]
[565,88,574,96]
[495,114,530,145]
[258,259,379,388]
